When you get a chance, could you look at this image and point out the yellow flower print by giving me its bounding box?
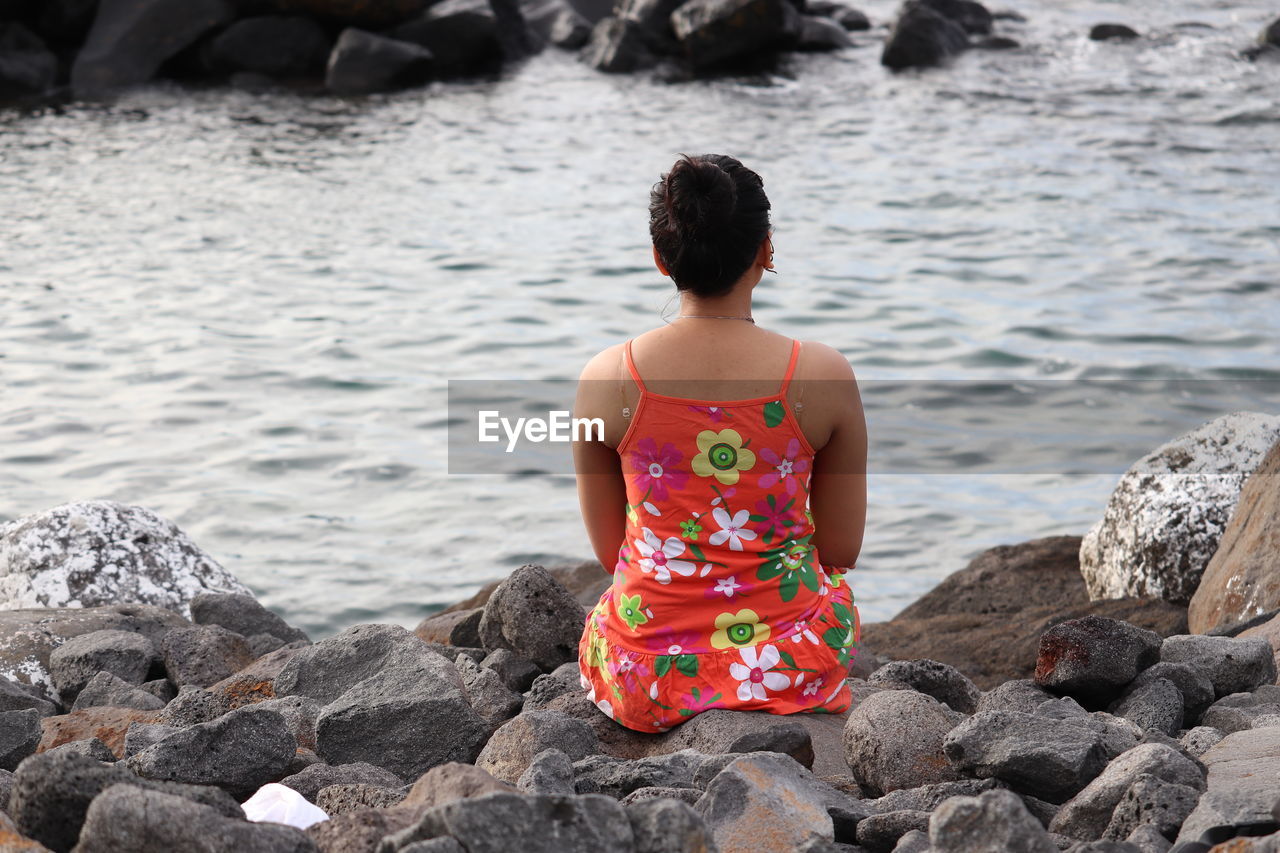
[710,608,772,649]
[692,429,756,486]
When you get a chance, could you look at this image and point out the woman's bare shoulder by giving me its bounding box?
[797,339,857,381]
[579,342,627,380]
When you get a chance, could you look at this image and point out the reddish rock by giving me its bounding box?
[37,707,161,759]
[1188,440,1280,634]
[205,643,308,710]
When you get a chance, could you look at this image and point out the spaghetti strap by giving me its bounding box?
[779,339,802,396]
[623,339,648,394]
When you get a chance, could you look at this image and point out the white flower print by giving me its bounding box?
[708,508,758,552]
[713,576,743,598]
[802,676,825,698]
[728,644,790,702]
[789,619,820,645]
[634,527,697,584]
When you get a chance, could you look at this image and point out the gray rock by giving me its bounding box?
[202,15,332,78]
[123,722,179,758]
[1079,412,1280,604]
[379,792,634,851]
[1124,663,1214,725]
[476,709,599,784]
[670,0,802,69]
[943,710,1109,803]
[316,781,405,814]
[126,706,296,798]
[1090,23,1139,40]
[480,649,541,693]
[930,788,1056,853]
[621,786,703,806]
[874,778,1005,813]
[1160,634,1278,699]
[1048,744,1205,840]
[71,671,166,712]
[794,14,854,50]
[48,629,158,703]
[696,752,834,851]
[325,28,433,95]
[521,670,579,711]
[274,624,454,707]
[881,1,968,70]
[1032,699,1144,761]
[869,659,981,714]
[1101,773,1201,842]
[517,748,575,796]
[1199,689,1280,734]
[190,592,309,646]
[572,750,702,798]
[0,767,12,812]
[1021,794,1060,829]
[384,1,507,76]
[248,633,289,657]
[977,680,1055,715]
[279,761,404,803]
[250,695,322,751]
[477,565,586,672]
[580,16,658,73]
[1034,616,1162,706]
[659,709,814,767]
[1109,678,1183,736]
[43,737,118,762]
[1174,727,1280,845]
[627,796,716,853]
[0,678,57,717]
[0,22,58,99]
[1177,726,1224,758]
[156,684,231,727]
[1123,824,1172,853]
[74,783,317,853]
[892,829,932,853]
[138,678,176,705]
[858,810,931,853]
[0,710,41,772]
[845,690,965,796]
[8,750,241,853]
[455,655,523,729]
[159,624,254,689]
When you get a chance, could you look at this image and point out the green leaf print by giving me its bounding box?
[777,648,798,669]
[764,400,786,428]
[675,654,699,677]
[655,656,672,677]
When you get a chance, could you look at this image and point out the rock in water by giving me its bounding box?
[70,0,235,97]
[1089,23,1139,40]
[0,501,251,616]
[0,23,58,100]
[324,28,434,95]
[916,0,992,35]
[477,565,585,671]
[794,15,853,50]
[1189,440,1280,634]
[1079,412,1280,604]
[881,1,969,70]
[1033,616,1162,707]
[203,15,332,77]
[670,0,801,70]
[388,0,507,76]
[929,788,1057,853]
[581,16,658,73]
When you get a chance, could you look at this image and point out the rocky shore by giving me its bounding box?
[1,411,1279,852]
[1,0,1277,104]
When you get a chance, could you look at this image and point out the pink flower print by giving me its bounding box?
[758,438,810,496]
[802,676,825,698]
[679,685,726,715]
[608,650,650,695]
[635,528,698,584]
[752,495,798,543]
[788,619,821,645]
[643,626,701,656]
[630,438,688,502]
[702,575,755,602]
[689,405,726,422]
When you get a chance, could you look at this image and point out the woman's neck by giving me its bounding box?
[678,287,754,320]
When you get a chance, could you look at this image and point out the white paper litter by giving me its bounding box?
[240,782,330,829]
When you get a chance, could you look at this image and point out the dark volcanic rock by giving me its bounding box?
[930,788,1057,853]
[1107,678,1183,736]
[477,565,586,672]
[1199,686,1280,734]
[807,0,870,30]
[881,1,968,70]
[74,783,317,853]
[70,672,166,712]
[581,16,658,72]
[387,0,506,76]
[1090,23,1139,40]
[160,624,254,689]
[1101,773,1201,842]
[627,797,716,853]
[794,15,853,50]
[315,781,405,814]
[656,709,814,768]
[1122,662,1214,725]
[122,722,179,757]
[48,629,158,703]
[572,750,702,798]
[36,706,161,760]
[0,23,58,100]
[943,710,1109,803]
[977,680,1055,714]
[1034,616,1162,706]
[868,659,980,714]
[857,809,931,852]
[0,710,42,772]
[844,690,964,796]
[41,736,118,762]
[1159,634,1277,699]
[670,0,801,70]
[125,706,296,798]
[263,0,433,28]
[190,591,309,647]
[696,752,835,851]
[917,0,991,35]
[475,709,599,783]
[0,679,57,718]
[202,15,333,77]
[280,761,405,803]
[517,747,576,796]
[324,28,434,95]
[480,648,541,693]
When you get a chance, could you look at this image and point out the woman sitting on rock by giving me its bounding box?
[572,153,867,732]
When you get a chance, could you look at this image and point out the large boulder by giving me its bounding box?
[580,16,658,72]
[387,0,507,76]
[48,629,158,704]
[881,0,968,70]
[0,502,249,616]
[477,565,585,671]
[670,0,801,70]
[0,23,58,100]
[202,15,332,77]
[696,752,834,850]
[324,28,434,95]
[1188,440,1280,633]
[1159,634,1277,699]
[1080,413,1280,605]
[844,689,964,795]
[69,0,235,96]
[1033,616,1162,707]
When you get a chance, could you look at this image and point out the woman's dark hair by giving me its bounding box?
[649,154,772,298]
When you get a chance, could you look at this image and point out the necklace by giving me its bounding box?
[675,314,756,324]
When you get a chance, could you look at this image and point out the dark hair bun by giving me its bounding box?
[649,154,771,298]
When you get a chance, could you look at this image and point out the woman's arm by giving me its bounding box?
[572,345,631,572]
[803,343,868,570]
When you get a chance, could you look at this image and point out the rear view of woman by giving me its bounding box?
[572,154,868,732]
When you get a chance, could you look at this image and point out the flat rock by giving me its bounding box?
[868,659,980,714]
[39,736,116,762]
[70,672,165,712]
[477,565,585,672]
[280,761,405,803]
[1048,743,1205,840]
[1159,634,1277,698]
[0,501,249,616]
[475,709,599,784]
[696,752,834,851]
[1080,413,1280,604]
[1034,616,1162,706]
[845,690,965,796]
[1174,727,1280,844]
[572,750,702,798]
[943,710,1109,803]
[654,708,814,768]
[1200,686,1280,734]
[929,788,1057,853]
[0,680,57,718]
[873,777,1004,813]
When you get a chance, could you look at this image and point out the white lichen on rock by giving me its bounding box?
[0,500,250,618]
[1080,412,1280,604]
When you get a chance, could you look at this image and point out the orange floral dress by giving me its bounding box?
[578,338,861,732]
